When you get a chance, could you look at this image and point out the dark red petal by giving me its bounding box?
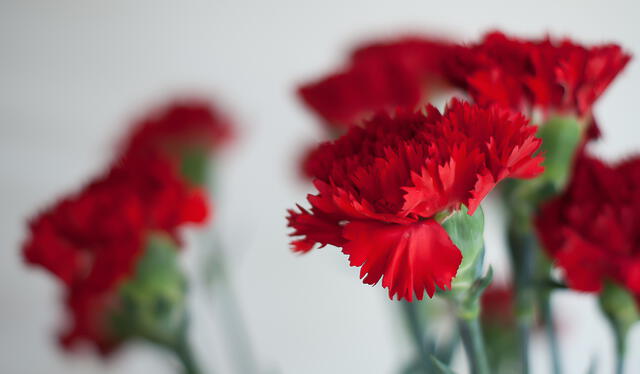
[342,220,462,301]
[556,231,610,292]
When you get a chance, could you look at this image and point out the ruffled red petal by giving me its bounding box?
[342,220,461,301]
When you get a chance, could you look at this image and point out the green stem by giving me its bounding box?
[204,239,259,374]
[508,226,536,374]
[401,301,433,373]
[436,331,459,366]
[457,316,490,374]
[540,292,562,374]
[172,332,203,374]
[609,318,626,374]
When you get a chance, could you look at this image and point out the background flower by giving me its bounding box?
[298,36,453,131]
[536,154,640,295]
[23,153,208,352]
[445,31,631,122]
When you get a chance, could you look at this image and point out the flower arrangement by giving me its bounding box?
[22,29,635,374]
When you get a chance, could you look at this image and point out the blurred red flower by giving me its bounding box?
[288,99,543,301]
[298,36,453,131]
[23,153,208,353]
[536,154,640,295]
[121,99,233,164]
[446,31,630,121]
[481,284,516,327]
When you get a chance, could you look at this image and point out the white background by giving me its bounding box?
[1,1,639,373]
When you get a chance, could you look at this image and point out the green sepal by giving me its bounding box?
[181,148,209,186]
[443,205,485,294]
[109,233,188,347]
[537,116,583,193]
[599,282,640,341]
[502,115,583,220]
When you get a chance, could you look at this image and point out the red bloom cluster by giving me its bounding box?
[298,37,453,129]
[536,154,640,296]
[22,99,231,353]
[23,154,208,352]
[446,31,630,119]
[121,99,233,164]
[288,99,543,300]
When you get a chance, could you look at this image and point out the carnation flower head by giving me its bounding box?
[121,100,233,172]
[288,99,543,301]
[23,153,208,353]
[298,36,453,131]
[536,154,640,296]
[446,31,631,123]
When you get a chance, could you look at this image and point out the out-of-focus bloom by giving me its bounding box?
[121,100,233,180]
[298,37,453,131]
[445,31,631,123]
[23,153,208,353]
[536,154,640,295]
[481,284,516,328]
[288,99,543,301]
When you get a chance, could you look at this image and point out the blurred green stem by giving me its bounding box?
[172,332,203,374]
[540,291,562,374]
[204,238,259,374]
[402,301,433,373]
[458,316,490,374]
[508,226,535,374]
[606,313,627,374]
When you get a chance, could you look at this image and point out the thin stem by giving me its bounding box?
[173,332,203,374]
[540,292,562,374]
[401,301,433,373]
[609,319,626,374]
[457,316,490,374]
[508,227,536,374]
[204,238,259,374]
[436,331,460,366]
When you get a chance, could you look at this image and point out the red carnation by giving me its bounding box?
[536,154,640,295]
[298,37,453,130]
[446,31,631,121]
[23,153,208,352]
[121,99,233,165]
[288,99,543,301]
